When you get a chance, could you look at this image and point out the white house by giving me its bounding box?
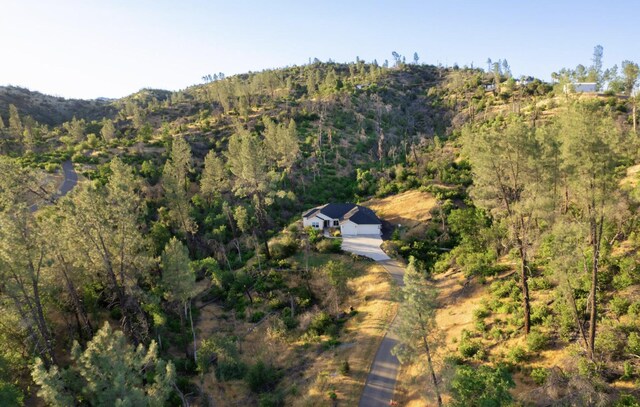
[563,82,597,93]
[302,203,382,236]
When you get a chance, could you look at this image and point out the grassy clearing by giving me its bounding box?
[365,190,437,230]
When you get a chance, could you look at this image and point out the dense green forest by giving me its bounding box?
[1,48,640,406]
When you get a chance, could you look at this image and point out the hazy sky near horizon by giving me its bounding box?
[2,0,639,99]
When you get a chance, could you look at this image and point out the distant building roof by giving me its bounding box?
[302,203,381,225]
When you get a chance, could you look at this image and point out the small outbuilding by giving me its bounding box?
[302,203,382,236]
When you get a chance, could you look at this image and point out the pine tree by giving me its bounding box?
[32,322,175,407]
[162,136,197,235]
[558,103,624,359]
[463,119,548,335]
[200,150,228,201]
[100,118,116,142]
[161,237,197,361]
[226,128,271,259]
[60,158,151,342]
[8,104,22,141]
[393,257,442,406]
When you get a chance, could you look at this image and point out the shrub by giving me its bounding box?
[44,162,60,173]
[526,331,549,352]
[259,391,285,407]
[529,276,552,291]
[250,311,266,323]
[629,301,640,317]
[615,394,640,407]
[473,306,490,320]
[596,328,625,359]
[459,340,481,358]
[339,359,350,375]
[627,332,640,356]
[610,297,631,318]
[531,304,551,325]
[245,361,281,393]
[216,360,247,381]
[316,238,342,253]
[507,346,528,363]
[622,361,635,380]
[531,367,548,385]
[308,312,333,336]
[269,236,298,260]
[450,364,514,407]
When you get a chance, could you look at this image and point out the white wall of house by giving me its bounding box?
[340,221,381,236]
[302,215,324,229]
[564,82,597,93]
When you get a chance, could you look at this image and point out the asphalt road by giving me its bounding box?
[359,259,405,407]
[59,160,78,196]
[29,160,77,212]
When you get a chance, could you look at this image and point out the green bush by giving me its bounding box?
[627,332,640,356]
[530,367,548,385]
[216,360,247,381]
[610,297,631,318]
[245,361,281,393]
[629,301,640,317]
[529,276,552,291]
[531,304,551,325]
[459,339,481,358]
[339,359,350,375]
[473,306,490,320]
[450,364,514,407]
[507,346,528,363]
[615,394,640,407]
[258,391,285,407]
[622,361,635,380]
[269,236,298,260]
[44,162,60,173]
[308,312,333,336]
[526,331,549,352]
[250,311,266,323]
[316,238,342,253]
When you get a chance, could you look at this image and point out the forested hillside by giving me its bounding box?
[1,50,640,406]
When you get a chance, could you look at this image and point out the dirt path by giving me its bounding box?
[358,259,404,407]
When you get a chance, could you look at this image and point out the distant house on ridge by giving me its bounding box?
[564,82,597,93]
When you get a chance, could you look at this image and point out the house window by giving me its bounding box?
[333,220,339,226]
[311,222,320,228]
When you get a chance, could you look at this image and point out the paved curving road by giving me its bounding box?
[359,259,405,407]
[58,160,78,196]
[29,160,77,212]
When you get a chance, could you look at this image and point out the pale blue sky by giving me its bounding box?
[2,0,638,99]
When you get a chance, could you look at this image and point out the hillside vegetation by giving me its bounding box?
[1,49,640,406]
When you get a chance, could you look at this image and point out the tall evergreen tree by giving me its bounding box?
[32,322,175,407]
[393,257,442,406]
[161,237,197,361]
[162,136,197,236]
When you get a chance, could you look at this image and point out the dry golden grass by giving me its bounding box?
[365,190,437,229]
[193,253,397,406]
[393,269,486,406]
[621,162,640,189]
[291,260,396,406]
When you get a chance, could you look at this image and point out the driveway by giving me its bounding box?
[341,235,390,261]
[358,259,404,407]
[341,235,404,405]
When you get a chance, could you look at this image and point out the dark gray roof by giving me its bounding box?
[302,203,381,225]
[342,205,382,225]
